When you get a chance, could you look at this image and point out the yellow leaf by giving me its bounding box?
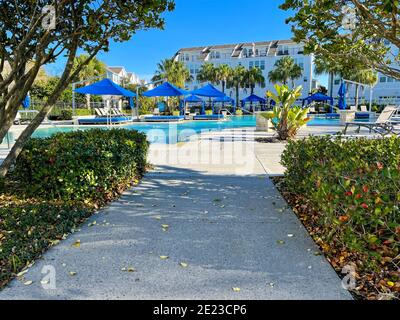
[162,224,169,229]
[232,287,241,292]
[179,262,188,268]
[23,280,33,285]
[159,255,169,260]
[69,271,77,276]
[154,216,162,220]
[127,267,136,272]
[71,240,81,248]
[387,281,395,287]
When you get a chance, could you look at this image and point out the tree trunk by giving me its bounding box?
[0,101,54,177]
[329,72,334,97]
[235,85,240,108]
[355,84,359,110]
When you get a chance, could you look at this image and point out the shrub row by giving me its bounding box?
[14,128,149,205]
[48,109,73,121]
[281,136,400,269]
[0,201,90,287]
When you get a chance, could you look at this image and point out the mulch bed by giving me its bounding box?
[272,176,400,300]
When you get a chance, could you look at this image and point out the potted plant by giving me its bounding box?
[256,111,274,132]
[267,84,311,140]
[205,109,213,116]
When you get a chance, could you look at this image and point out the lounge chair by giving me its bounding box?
[343,106,397,136]
[142,115,184,122]
[153,108,160,116]
[193,114,225,121]
[360,105,368,112]
[94,108,104,117]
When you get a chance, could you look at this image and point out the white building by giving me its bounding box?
[329,42,400,106]
[106,66,141,85]
[173,40,316,101]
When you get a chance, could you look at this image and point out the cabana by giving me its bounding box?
[212,96,235,114]
[74,78,136,125]
[241,94,267,112]
[182,94,205,115]
[190,84,226,119]
[142,82,187,122]
[302,92,334,113]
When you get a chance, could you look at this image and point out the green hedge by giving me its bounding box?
[281,136,400,267]
[14,128,149,204]
[0,202,90,287]
[48,109,73,121]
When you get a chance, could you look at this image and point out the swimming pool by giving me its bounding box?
[32,115,346,144]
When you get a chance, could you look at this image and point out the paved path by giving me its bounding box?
[0,130,351,299]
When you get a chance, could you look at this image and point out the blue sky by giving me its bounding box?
[48,0,327,85]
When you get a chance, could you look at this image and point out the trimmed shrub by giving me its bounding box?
[13,128,149,204]
[75,109,94,116]
[48,109,73,121]
[281,136,400,268]
[0,202,90,287]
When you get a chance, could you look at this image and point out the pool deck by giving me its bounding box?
[0,125,354,300]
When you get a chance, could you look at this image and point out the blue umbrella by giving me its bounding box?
[338,82,347,110]
[190,84,225,97]
[75,78,136,109]
[22,95,30,109]
[184,94,203,103]
[75,78,136,97]
[143,82,188,97]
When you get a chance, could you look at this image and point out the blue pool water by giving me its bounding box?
[32,115,346,144]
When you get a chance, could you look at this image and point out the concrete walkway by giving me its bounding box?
[0,130,352,299]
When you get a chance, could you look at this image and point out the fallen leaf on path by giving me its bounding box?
[153,216,162,220]
[287,234,294,238]
[16,270,28,277]
[41,279,50,285]
[277,240,285,245]
[69,271,77,276]
[23,280,33,286]
[159,256,169,260]
[232,287,241,292]
[179,262,188,268]
[71,240,81,248]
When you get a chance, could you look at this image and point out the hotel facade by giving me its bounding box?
[173,40,316,101]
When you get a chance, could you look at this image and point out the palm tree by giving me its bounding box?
[197,62,217,84]
[243,67,265,95]
[349,69,378,109]
[152,58,191,88]
[243,67,265,111]
[268,56,302,87]
[314,56,342,98]
[215,64,233,94]
[227,65,246,108]
[74,55,106,109]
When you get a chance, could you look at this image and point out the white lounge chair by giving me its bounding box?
[344,106,397,136]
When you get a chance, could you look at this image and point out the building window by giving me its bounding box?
[255,61,260,68]
[387,77,394,82]
[242,48,247,58]
[334,79,341,85]
[249,61,254,69]
[380,76,387,83]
